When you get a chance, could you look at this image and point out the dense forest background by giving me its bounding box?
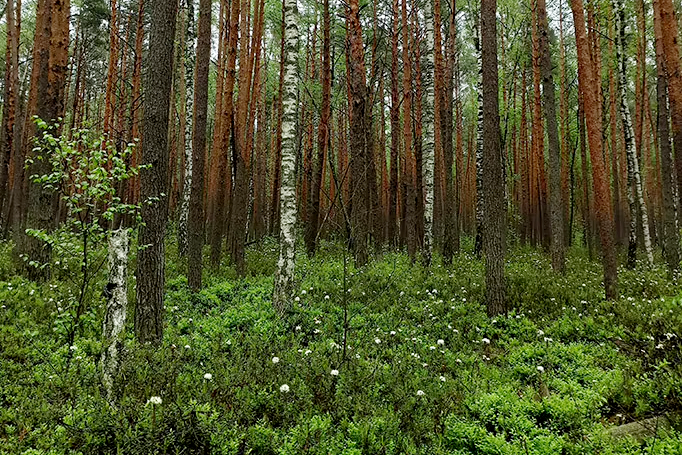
[2,0,682,452]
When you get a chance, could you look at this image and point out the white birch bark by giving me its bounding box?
[178,0,196,257]
[474,43,484,257]
[614,0,654,266]
[273,0,299,316]
[101,228,129,403]
[422,0,436,266]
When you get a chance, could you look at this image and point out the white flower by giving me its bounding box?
[184,345,191,350]
[537,330,545,336]
[148,396,162,405]
[301,290,307,295]
[295,296,300,302]
[390,331,397,336]
[279,384,290,393]
[455,358,462,363]
[272,356,280,364]
[439,376,446,382]
[416,390,425,396]
[437,339,445,346]
[324,294,330,300]
[375,338,381,344]
[295,325,301,331]
[481,338,491,345]
[304,349,312,356]
[330,369,339,376]
[204,373,213,380]
[536,366,544,373]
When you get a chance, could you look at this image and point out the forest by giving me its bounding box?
[1,0,682,452]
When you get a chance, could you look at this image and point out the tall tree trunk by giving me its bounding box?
[422,0,436,265]
[178,0,196,257]
[388,0,400,246]
[0,0,19,232]
[23,0,71,280]
[658,0,682,212]
[481,0,506,315]
[187,0,210,291]
[473,24,484,258]
[401,0,416,259]
[103,0,119,139]
[209,0,239,267]
[537,0,565,272]
[273,0,299,315]
[653,0,680,274]
[613,0,653,268]
[348,0,369,266]
[306,0,331,257]
[442,1,458,262]
[570,0,618,299]
[134,0,177,344]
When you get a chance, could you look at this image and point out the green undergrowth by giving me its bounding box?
[1,237,682,454]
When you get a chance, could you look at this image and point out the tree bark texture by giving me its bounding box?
[135,0,177,344]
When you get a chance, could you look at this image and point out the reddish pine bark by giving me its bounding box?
[570,0,618,299]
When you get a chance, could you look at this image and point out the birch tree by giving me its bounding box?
[613,0,653,268]
[273,0,299,315]
[422,0,436,266]
[101,229,129,403]
[178,0,196,257]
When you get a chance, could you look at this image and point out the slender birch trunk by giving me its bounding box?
[101,229,129,403]
[613,0,653,267]
[178,0,196,257]
[421,0,435,266]
[273,0,299,315]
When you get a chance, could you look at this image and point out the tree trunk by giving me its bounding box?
[658,0,682,213]
[421,0,436,266]
[653,0,680,274]
[178,0,196,257]
[388,0,400,246]
[474,24,484,258]
[348,0,369,266]
[135,0,177,344]
[481,0,506,315]
[101,229,129,403]
[570,0,618,299]
[273,0,299,315]
[442,0,458,263]
[613,0,653,268]
[537,0,565,272]
[305,0,331,257]
[187,0,210,291]
[209,0,238,268]
[0,0,19,232]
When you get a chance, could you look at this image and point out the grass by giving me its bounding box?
[1,236,682,454]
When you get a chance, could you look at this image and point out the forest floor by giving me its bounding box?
[1,237,682,454]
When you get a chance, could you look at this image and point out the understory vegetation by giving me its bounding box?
[1,237,682,454]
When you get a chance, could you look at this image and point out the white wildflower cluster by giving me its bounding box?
[147,396,162,405]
